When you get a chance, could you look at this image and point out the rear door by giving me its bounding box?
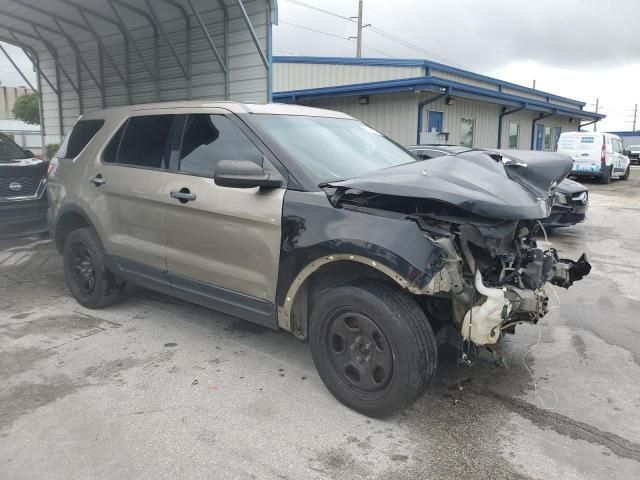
[162,111,285,323]
[559,133,601,174]
[85,113,177,273]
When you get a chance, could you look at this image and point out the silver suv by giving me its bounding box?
[48,101,590,417]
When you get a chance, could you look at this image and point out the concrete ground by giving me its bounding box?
[2,170,640,480]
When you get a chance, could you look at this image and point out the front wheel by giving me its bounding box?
[309,280,437,417]
[63,227,124,309]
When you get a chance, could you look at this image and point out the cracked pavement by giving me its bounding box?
[1,169,640,479]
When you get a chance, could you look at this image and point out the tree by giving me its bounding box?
[12,93,40,125]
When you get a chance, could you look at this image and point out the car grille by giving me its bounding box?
[0,176,42,198]
[572,191,588,205]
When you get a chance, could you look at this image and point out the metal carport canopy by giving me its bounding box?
[0,0,278,152]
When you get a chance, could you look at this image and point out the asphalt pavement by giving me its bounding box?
[1,169,640,479]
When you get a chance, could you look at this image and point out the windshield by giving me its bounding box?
[0,133,28,161]
[252,115,417,183]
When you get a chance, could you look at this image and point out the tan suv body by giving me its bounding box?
[48,101,589,417]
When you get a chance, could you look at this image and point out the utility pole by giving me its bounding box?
[356,0,363,58]
[532,79,536,89]
[633,103,638,131]
[593,98,599,132]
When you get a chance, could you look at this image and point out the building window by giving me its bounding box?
[508,122,519,149]
[460,117,475,148]
[543,126,552,151]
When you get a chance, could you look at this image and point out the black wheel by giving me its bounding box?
[621,165,630,180]
[309,280,437,417]
[600,166,612,184]
[63,227,124,309]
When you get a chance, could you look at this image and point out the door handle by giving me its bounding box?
[89,174,105,187]
[170,189,196,203]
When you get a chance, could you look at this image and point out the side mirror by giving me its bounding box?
[214,160,283,189]
[23,149,35,158]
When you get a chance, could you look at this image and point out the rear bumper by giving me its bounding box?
[0,198,48,238]
[570,165,606,178]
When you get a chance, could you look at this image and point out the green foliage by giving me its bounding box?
[12,93,40,125]
[46,143,60,159]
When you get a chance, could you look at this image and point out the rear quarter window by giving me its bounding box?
[55,119,105,159]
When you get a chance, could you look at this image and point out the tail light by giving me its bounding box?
[47,159,57,177]
[601,138,606,166]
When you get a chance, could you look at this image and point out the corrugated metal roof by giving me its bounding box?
[0,0,277,152]
[274,56,587,108]
[274,75,604,121]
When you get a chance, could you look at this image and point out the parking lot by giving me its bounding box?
[1,171,639,480]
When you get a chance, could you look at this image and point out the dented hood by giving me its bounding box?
[329,150,573,220]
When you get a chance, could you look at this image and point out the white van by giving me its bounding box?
[557,132,630,184]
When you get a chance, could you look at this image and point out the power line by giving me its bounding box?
[282,0,470,68]
[348,38,393,58]
[279,20,393,58]
[284,0,354,22]
[279,20,351,42]
[366,25,470,69]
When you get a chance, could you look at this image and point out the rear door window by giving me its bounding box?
[178,114,263,178]
[103,115,174,168]
[56,119,104,159]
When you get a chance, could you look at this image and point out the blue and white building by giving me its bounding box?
[274,56,604,150]
[608,131,640,148]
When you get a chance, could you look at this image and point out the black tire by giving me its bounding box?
[621,165,630,181]
[63,227,124,309]
[600,166,612,184]
[309,280,437,418]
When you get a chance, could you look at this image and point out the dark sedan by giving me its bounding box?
[0,133,48,237]
[406,144,588,229]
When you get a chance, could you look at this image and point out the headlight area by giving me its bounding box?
[411,215,591,348]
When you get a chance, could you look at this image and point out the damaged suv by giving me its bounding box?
[48,102,590,417]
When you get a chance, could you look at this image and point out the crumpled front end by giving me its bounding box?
[328,149,591,347]
[414,215,590,346]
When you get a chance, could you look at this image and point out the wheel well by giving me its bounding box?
[289,260,399,339]
[54,211,90,253]
[287,260,452,339]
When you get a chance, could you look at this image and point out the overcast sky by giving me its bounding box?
[1,0,638,131]
[274,0,640,132]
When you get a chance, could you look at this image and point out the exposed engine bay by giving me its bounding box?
[326,150,592,348]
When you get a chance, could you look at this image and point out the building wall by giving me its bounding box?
[0,86,33,120]
[273,62,423,91]
[301,91,578,150]
[499,110,577,150]
[302,93,420,146]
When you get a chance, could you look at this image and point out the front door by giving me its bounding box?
[162,113,285,324]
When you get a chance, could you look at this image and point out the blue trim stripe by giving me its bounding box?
[607,131,640,136]
[273,56,586,108]
[273,75,604,121]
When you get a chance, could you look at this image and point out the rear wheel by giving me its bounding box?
[621,165,630,180]
[600,165,612,184]
[63,227,124,309]
[309,280,437,418]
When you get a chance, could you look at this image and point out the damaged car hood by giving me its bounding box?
[329,150,573,220]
